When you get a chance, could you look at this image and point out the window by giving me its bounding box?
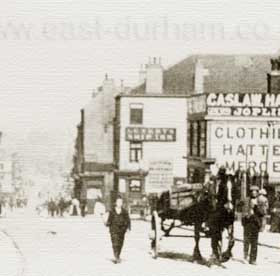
[188,120,207,158]
[129,179,141,192]
[130,103,143,124]
[200,121,206,157]
[129,142,143,162]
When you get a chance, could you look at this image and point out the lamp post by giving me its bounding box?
[266,121,275,183]
[242,144,250,201]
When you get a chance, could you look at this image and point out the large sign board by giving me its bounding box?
[207,93,280,117]
[146,160,173,193]
[209,121,280,178]
[126,127,176,142]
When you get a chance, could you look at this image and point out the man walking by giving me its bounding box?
[242,185,263,265]
[106,196,131,264]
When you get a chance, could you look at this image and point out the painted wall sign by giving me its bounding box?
[206,93,280,117]
[146,160,173,193]
[126,127,176,142]
[210,121,280,178]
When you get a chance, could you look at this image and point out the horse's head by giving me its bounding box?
[224,174,234,212]
[206,168,235,212]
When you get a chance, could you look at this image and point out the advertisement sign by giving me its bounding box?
[209,121,280,178]
[207,93,280,117]
[126,127,176,142]
[146,160,173,193]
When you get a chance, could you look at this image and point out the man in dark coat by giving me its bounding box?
[242,185,264,265]
[106,196,131,263]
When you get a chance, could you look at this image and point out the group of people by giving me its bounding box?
[36,196,108,219]
[0,196,26,217]
[47,197,70,217]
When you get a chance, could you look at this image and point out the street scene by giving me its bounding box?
[0,209,280,276]
[2,1,280,276]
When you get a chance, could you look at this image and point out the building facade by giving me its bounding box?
[186,56,280,203]
[72,75,123,212]
[114,58,188,216]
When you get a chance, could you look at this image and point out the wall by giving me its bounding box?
[83,79,118,163]
[119,96,188,179]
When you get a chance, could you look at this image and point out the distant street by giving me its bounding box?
[0,209,280,276]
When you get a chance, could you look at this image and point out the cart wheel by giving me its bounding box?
[151,210,161,259]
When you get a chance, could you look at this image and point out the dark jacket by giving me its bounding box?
[107,208,131,234]
[242,197,263,230]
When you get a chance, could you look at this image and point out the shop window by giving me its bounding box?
[192,121,198,156]
[129,142,143,162]
[188,120,207,158]
[130,103,143,125]
[200,121,207,157]
[129,179,141,192]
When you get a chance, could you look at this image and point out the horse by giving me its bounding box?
[151,168,236,264]
[207,168,236,263]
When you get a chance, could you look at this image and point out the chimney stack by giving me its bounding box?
[145,57,163,94]
[267,57,280,93]
[194,59,209,94]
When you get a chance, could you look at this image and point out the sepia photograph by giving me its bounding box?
[1,1,280,275]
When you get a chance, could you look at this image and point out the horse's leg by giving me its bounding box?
[210,225,222,263]
[222,224,234,262]
[193,222,203,261]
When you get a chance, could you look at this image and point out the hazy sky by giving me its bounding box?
[1,0,280,166]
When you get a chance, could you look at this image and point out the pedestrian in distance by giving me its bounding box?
[106,195,131,264]
[58,197,66,217]
[94,197,105,217]
[80,199,87,217]
[257,189,269,232]
[241,185,264,265]
[48,198,57,218]
[71,197,81,216]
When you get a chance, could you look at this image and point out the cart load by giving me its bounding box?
[170,183,204,210]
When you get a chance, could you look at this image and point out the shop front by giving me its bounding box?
[116,170,148,218]
[187,92,280,200]
[81,176,104,214]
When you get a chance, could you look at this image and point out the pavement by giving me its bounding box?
[0,209,280,276]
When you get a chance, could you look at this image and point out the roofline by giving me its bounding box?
[115,93,190,99]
